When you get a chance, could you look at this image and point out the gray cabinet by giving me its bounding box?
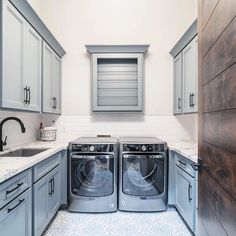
[86,45,149,112]
[0,188,32,236]
[1,0,25,110]
[170,19,198,115]
[1,0,41,112]
[169,152,198,234]
[173,54,182,114]
[33,165,61,236]
[23,23,42,111]
[182,36,198,113]
[172,36,198,115]
[42,41,62,114]
[176,165,195,230]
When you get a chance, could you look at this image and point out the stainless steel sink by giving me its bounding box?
[0,148,49,157]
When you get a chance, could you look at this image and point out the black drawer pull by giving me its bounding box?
[178,160,186,166]
[188,184,192,202]
[6,182,24,195]
[7,199,25,213]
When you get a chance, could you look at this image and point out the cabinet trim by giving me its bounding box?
[9,0,66,58]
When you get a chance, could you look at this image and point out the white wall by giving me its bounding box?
[35,0,197,116]
[31,0,198,143]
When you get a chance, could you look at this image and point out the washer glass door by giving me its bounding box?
[71,154,114,197]
[122,154,165,196]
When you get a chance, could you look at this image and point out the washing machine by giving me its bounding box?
[118,137,168,212]
[68,137,118,213]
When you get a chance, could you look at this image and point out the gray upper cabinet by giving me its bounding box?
[86,45,149,112]
[23,23,42,112]
[182,36,198,113]
[173,54,182,115]
[42,42,62,114]
[1,0,25,110]
[0,0,65,113]
[170,20,198,115]
[1,0,41,111]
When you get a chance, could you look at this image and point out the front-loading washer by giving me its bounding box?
[68,137,118,213]
[118,137,168,212]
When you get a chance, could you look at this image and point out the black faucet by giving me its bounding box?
[0,117,26,151]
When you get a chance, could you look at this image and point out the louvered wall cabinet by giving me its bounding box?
[86,45,149,112]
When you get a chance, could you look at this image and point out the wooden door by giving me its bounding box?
[198,0,236,235]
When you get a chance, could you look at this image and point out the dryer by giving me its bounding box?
[118,137,168,212]
[68,137,118,213]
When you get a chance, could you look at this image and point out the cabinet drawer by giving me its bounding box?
[33,152,61,183]
[0,188,32,236]
[0,169,32,209]
[175,153,195,177]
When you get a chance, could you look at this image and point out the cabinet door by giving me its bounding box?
[2,1,25,109]
[48,166,61,218]
[33,173,50,236]
[0,188,32,236]
[42,42,53,113]
[173,54,182,114]
[23,23,42,112]
[182,36,198,113]
[175,166,195,231]
[51,54,62,114]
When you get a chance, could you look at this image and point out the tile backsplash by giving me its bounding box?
[41,114,198,144]
[0,111,41,150]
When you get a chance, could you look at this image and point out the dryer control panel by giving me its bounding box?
[72,144,114,153]
[122,144,165,152]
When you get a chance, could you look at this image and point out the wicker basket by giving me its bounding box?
[40,127,57,141]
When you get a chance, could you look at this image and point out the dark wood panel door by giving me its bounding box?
[198,0,236,235]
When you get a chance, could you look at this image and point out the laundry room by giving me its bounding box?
[0,0,235,235]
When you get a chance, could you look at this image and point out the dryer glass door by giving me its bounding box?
[122,154,164,196]
[71,154,114,197]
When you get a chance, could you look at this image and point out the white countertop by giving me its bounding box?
[168,140,198,163]
[0,140,69,184]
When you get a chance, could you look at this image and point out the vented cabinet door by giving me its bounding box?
[92,54,143,112]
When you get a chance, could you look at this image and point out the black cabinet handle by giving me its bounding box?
[188,183,192,202]
[189,93,192,107]
[49,179,53,196]
[7,199,25,213]
[24,86,28,104]
[178,98,181,109]
[51,177,55,195]
[191,93,194,107]
[6,182,24,196]
[178,160,186,166]
[27,87,31,104]
[52,97,57,109]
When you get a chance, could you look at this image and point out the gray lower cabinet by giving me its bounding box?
[175,165,196,231]
[0,188,32,236]
[42,41,62,114]
[1,0,41,111]
[33,165,61,236]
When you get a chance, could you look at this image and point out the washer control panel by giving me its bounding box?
[122,144,165,152]
[72,144,114,152]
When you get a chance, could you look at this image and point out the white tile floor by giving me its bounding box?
[44,210,191,236]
